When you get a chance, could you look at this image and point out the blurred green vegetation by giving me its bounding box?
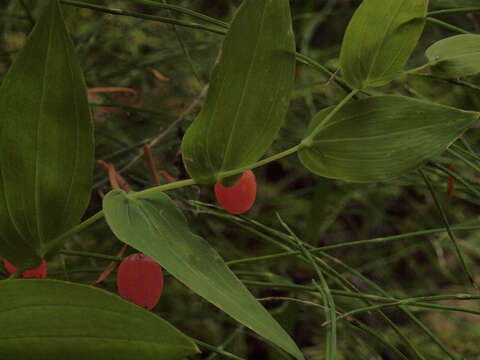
[2,0,480,359]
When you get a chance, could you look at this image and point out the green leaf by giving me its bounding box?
[426,34,480,78]
[340,0,427,89]
[298,96,478,183]
[103,190,304,360]
[0,0,94,267]
[181,0,296,184]
[0,279,198,359]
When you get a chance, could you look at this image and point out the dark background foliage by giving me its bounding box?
[2,1,480,358]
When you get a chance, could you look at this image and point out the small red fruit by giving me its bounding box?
[117,253,164,310]
[214,170,257,215]
[2,259,47,279]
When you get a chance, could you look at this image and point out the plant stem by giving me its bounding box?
[193,339,246,360]
[404,63,430,75]
[160,0,204,86]
[219,145,301,179]
[60,0,228,35]
[428,7,480,16]
[276,214,337,359]
[336,300,480,324]
[301,89,360,147]
[44,178,196,256]
[426,17,471,34]
[220,221,480,266]
[430,162,480,200]
[130,178,197,199]
[245,280,480,304]
[46,142,304,254]
[294,52,353,94]
[63,0,354,94]
[19,0,35,28]
[451,144,480,163]
[419,169,477,289]
[124,0,229,29]
[7,267,26,280]
[43,211,105,257]
[58,249,123,262]
[448,148,480,174]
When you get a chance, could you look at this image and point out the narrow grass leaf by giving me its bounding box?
[276,214,337,360]
[420,169,477,289]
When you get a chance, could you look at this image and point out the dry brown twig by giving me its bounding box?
[92,160,133,285]
[92,84,208,189]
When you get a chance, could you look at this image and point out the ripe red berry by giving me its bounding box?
[214,170,257,215]
[2,259,47,279]
[117,253,164,310]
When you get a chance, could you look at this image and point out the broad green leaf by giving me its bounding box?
[181,0,296,184]
[103,190,304,360]
[0,0,94,267]
[426,34,480,78]
[298,96,478,182]
[340,0,427,89]
[0,279,198,359]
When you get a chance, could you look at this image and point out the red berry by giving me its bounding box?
[117,253,164,310]
[2,259,47,279]
[214,170,257,215]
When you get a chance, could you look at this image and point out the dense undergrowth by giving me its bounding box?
[2,0,480,359]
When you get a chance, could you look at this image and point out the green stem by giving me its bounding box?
[430,162,480,200]
[130,178,197,199]
[459,137,475,153]
[244,280,480,304]
[219,145,301,179]
[318,253,452,360]
[419,169,477,289]
[239,213,414,359]
[404,63,430,75]
[301,89,360,147]
[205,326,244,360]
[19,0,35,28]
[60,0,228,35]
[352,321,409,360]
[193,339,246,360]
[7,267,26,280]
[276,215,337,360]
[58,249,123,262]
[294,52,353,94]
[63,0,355,99]
[45,140,304,255]
[451,144,480,163]
[160,0,204,86]
[44,178,197,256]
[448,148,480,174]
[428,7,480,16]
[337,300,480,324]
[426,17,471,34]
[125,0,229,29]
[224,223,480,266]
[43,210,105,257]
[273,219,423,359]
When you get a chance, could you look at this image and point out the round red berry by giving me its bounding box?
[214,170,257,215]
[117,253,164,310]
[2,258,47,279]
